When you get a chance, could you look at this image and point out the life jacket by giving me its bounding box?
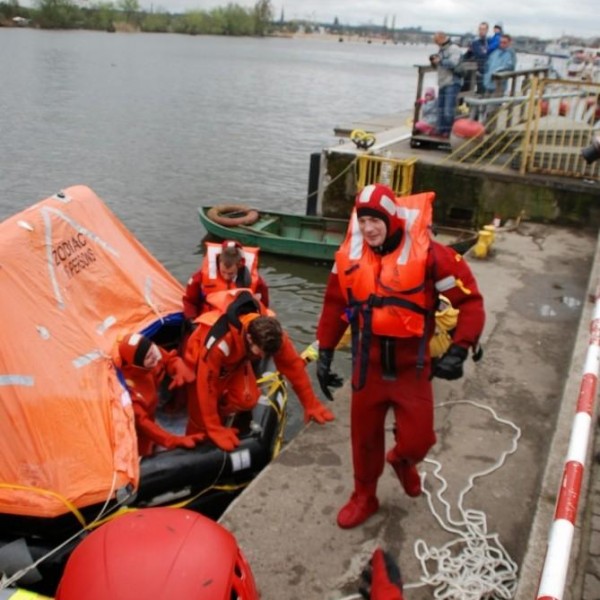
[335,192,435,389]
[201,242,261,294]
[187,289,272,365]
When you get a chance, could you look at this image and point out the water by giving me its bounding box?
[0,29,430,430]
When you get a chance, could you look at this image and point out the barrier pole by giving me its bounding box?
[536,283,600,600]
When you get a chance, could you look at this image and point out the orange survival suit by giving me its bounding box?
[182,241,269,320]
[316,186,485,525]
[115,333,203,457]
[184,289,334,451]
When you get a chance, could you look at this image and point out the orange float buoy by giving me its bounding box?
[451,118,486,139]
[450,119,486,157]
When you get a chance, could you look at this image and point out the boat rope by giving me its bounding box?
[0,471,124,591]
[0,372,290,589]
[403,400,520,599]
[306,156,358,201]
[0,484,88,529]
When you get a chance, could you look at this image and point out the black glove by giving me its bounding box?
[432,344,468,380]
[316,349,343,401]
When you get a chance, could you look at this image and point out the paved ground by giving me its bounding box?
[220,223,599,600]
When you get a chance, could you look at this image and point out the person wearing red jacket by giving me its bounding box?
[182,240,270,323]
[315,184,485,529]
[115,333,204,457]
[184,288,334,451]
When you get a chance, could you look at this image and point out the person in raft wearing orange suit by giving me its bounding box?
[115,333,205,457]
[182,240,270,326]
[184,288,334,451]
[315,183,485,529]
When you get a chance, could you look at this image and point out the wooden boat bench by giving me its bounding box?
[252,216,280,231]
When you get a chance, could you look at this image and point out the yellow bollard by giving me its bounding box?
[483,224,496,247]
[472,230,493,259]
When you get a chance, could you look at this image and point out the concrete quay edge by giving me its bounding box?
[515,230,600,600]
[220,224,600,600]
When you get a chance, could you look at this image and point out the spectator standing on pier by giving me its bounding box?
[315,184,485,529]
[483,34,517,95]
[469,21,490,94]
[429,31,463,137]
[487,23,503,54]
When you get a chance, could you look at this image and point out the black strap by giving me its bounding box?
[204,290,261,354]
[366,294,429,316]
[236,266,252,288]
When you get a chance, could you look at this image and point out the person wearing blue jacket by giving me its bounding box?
[487,23,503,54]
[469,22,490,93]
[483,34,516,94]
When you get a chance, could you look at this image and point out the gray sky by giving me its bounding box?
[147,0,599,40]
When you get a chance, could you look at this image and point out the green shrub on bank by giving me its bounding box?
[4,0,273,34]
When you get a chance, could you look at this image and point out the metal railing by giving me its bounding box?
[445,74,600,181]
[355,155,417,196]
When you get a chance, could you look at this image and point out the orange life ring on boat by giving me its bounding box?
[207,204,259,227]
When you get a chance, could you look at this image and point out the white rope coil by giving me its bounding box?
[405,400,521,600]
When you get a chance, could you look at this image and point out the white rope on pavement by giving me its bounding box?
[404,400,521,599]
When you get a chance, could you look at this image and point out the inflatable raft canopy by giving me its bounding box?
[0,185,183,519]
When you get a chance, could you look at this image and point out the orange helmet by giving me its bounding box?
[55,508,259,600]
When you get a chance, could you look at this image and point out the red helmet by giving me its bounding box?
[55,508,259,600]
[222,239,243,251]
[355,184,401,238]
[117,332,152,368]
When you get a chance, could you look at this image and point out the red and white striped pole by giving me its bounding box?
[536,288,600,600]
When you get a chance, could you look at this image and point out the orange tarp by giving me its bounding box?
[0,185,184,518]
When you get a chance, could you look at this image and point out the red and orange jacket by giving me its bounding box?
[119,347,194,457]
[185,289,324,436]
[317,204,485,361]
[182,243,269,319]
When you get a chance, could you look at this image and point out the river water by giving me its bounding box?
[0,29,431,430]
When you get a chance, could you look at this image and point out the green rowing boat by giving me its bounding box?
[198,206,479,261]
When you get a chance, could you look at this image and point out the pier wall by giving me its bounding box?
[319,132,600,229]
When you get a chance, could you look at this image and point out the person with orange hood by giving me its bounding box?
[315,183,485,529]
[115,333,204,457]
[184,289,334,451]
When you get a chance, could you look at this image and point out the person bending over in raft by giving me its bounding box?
[315,183,485,529]
[114,333,205,457]
[184,288,334,451]
[182,240,270,326]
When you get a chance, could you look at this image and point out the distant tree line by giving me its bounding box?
[0,0,274,35]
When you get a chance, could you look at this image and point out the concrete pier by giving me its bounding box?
[220,224,600,599]
[319,118,600,230]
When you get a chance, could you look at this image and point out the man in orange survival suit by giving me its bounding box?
[315,184,485,529]
[182,240,270,324]
[184,289,334,451]
[115,333,205,457]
